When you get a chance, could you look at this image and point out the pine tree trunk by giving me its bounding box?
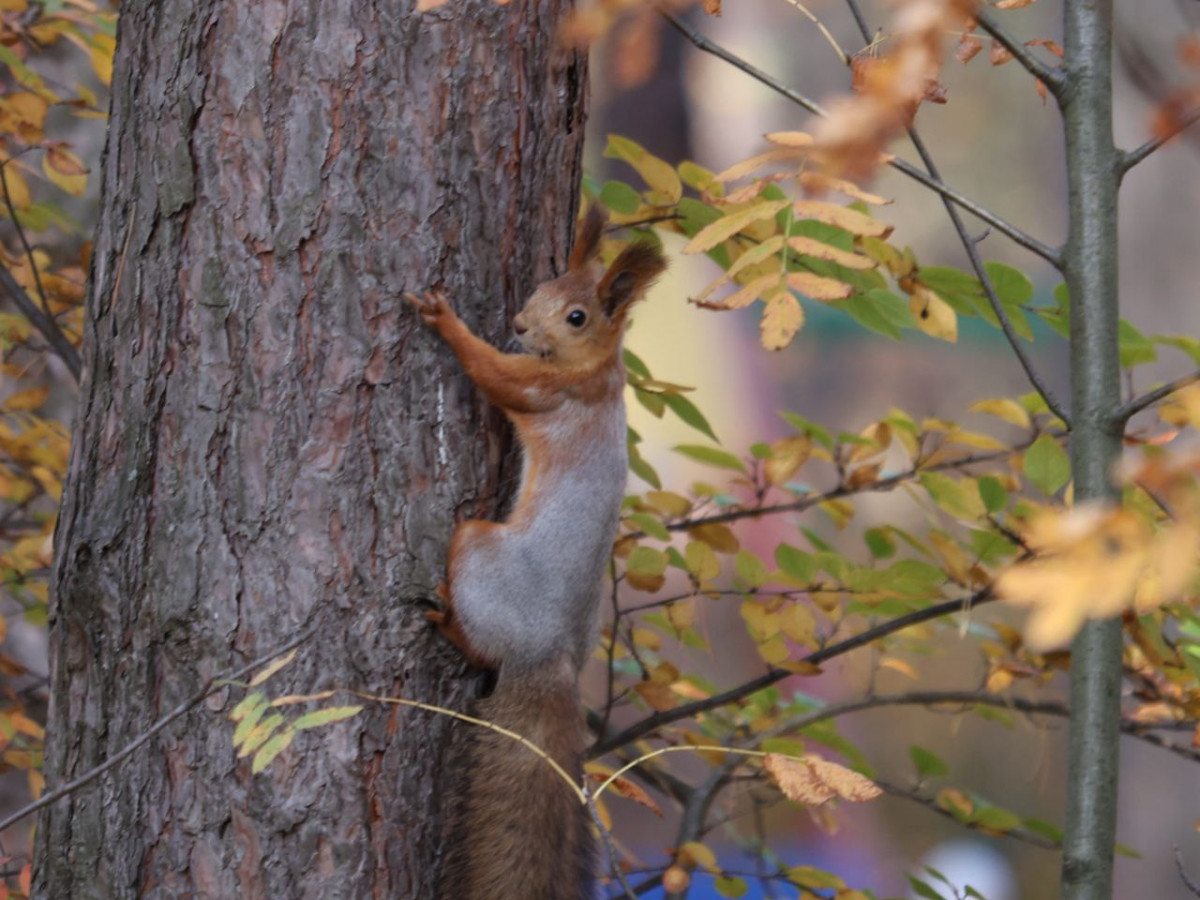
[35,2,586,896]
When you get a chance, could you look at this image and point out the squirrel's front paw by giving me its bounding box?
[404,290,452,327]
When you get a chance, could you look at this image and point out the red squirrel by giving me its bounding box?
[406,207,666,899]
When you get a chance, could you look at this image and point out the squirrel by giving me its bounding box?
[406,206,666,900]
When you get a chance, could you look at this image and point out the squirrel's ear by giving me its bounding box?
[598,242,667,320]
[568,205,606,271]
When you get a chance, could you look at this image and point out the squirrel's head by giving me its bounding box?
[513,206,667,368]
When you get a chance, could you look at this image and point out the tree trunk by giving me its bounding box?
[35,2,586,897]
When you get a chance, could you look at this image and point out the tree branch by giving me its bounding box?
[590,588,996,756]
[1121,107,1200,175]
[0,264,80,382]
[650,436,1047,537]
[1176,846,1200,898]
[975,9,1065,96]
[659,10,1062,267]
[0,627,318,835]
[1110,369,1200,427]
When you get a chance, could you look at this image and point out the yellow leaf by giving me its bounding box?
[685,539,720,583]
[970,397,1031,428]
[785,271,854,302]
[678,841,718,870]
[792,201,892,237]
[787,236,877,270]
[0,167,30,211]
[798,171,890,205]
[644,490,691,517]
[5,387,48,411]
[605,136,682,204]
[693,235,783,304]
[764,753,882,804]
[688,522,738,553]
[249,648,298,686]
[703,273,778,311]
[764,131,816,148]
[764,435,811,485]
[89,34,115,86]
[758,634,790,665]
[779,603,816,645]
[878,656,919,679]
[909,285,957,342]
[761,291,804,350]
[684,200,788,254]
[713,148,803,183]
[42,147,88,196]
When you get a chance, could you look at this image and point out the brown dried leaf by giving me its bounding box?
[956,33,984,64]
[589,772,664,817]
[765,753,882,805]
[990,40,1014,66]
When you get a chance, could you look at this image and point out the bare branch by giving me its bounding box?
[1111,369,1200,426]
[0,626,318,835]
[975,9,1065,96]
[1176,846,1200,898]
[0,264,80,382]
[1121,107,1200,175]
[659,10,1062,267]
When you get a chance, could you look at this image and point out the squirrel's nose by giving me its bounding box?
[513,320,528,335]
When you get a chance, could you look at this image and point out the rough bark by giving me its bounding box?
[35,1,586,897]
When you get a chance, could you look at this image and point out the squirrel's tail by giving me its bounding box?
[439,662,593,900]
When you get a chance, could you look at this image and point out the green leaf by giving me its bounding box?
[661,392,718,441]
[735,550,768,588]
[780,411,834,449]
[1118,318,1157,368]
[832,292,902,340]
[919,472,985,520]
[1022,817,1063,843]
[290,705,364,731]
[1023,434,1070,496]
[978,475,1009,513]
[232,696,270,748]
[627,512,670,541]
[714,876,749,898]
[907,875,948,900]
[238,713,284,756]
[628,445,661,488]
[909,745,949,779]
[775,544,816,583]
[624,348,651,378]
[678,160,716,193]
[674,444,745,473]
[864,527,896,559]
[599,180,641,215]
[972,805,1021,832]
[627,546,668,576]
[230,691,267,723]
[251,727,295,774]
[983,261,1033,306]
[1152,334,1200,365]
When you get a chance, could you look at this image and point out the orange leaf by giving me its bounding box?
[792,201,892,237]
[956,33,984,64]
[590,772,664,817]
[990,40,1014,66]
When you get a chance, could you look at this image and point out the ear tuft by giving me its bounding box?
[598,241,668,319]
[568,205,607,271]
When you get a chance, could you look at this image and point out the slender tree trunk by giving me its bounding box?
[35,2,586,897]
[1060,1,1122,897]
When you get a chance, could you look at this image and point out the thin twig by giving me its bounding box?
[589,791,640,900]
[647,436,1046,537]
[659,10,1062,266]
[0,263,80,382]
[0,627,319,835]
[842,0,1070,423]
[590,587,996,756]
[1176,846,1200,898]
[0,156,51,320]
[1121,107,1200,175]
[874,777,1058,849]
[975,9,1065,96]
[1110,369,1200,426]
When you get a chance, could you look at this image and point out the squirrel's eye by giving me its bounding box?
[566,309,587,328]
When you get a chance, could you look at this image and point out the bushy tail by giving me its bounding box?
[438,666,593,900]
